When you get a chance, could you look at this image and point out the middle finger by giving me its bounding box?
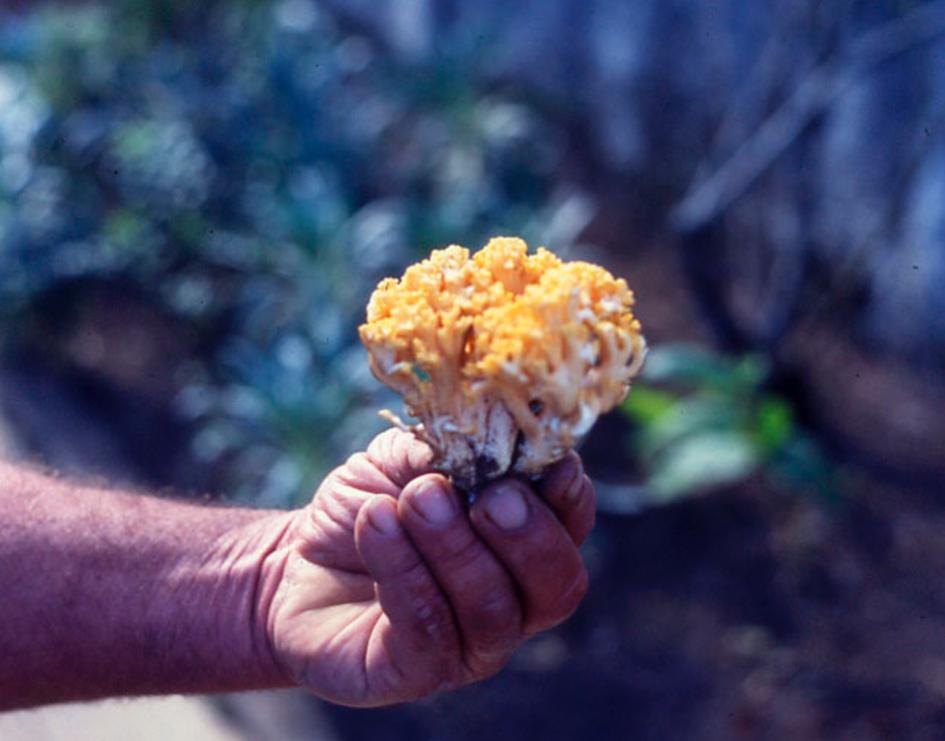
[397,473,523,676]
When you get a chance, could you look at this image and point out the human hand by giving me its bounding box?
[262,428,595,707]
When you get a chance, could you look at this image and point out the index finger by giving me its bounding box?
[366,428,436,489]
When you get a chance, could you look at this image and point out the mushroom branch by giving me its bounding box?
[359,237,646,492]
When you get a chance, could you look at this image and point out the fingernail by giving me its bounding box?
[412,480,455,526]
[485,484,528,530]
[368,499,400,535]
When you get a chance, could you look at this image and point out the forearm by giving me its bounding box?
[0,461,295,709]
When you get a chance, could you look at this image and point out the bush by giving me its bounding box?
[622,344,839,504]
[0,0,589,505]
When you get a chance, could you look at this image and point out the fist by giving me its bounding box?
[263,429,596,706]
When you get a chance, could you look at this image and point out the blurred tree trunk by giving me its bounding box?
[316,0,945,486]
[320,0,945,368]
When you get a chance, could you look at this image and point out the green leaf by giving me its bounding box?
[731,354,770,391]
[641,343,737,389]
[769,434,842,505]
[755,398,794,453]
[642,344,771,397]
[621,384,676,425]
[647,431,761,501]
[636,397,737,462]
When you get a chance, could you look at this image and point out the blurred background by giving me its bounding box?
[1,0,945,738]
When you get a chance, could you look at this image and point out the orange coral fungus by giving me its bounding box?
[359,236,646,491]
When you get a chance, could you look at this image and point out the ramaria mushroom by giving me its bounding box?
[358,236,646,493]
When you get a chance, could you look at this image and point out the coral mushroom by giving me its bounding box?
[359,237,646,492]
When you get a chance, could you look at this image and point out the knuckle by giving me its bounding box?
[527,566,589,634]
[440,530,487,573]
[367,428,399,462]
[341,453,370,482]
[365,434,386,461]
[346,451,369,468]
[334,453,371,485]
[477,587,518,621]
[383,549,431,580]
[374,427,402,448]
[396,550,431,583]
[412,598,449,639]
[397,560,456,644]
[367,428,433,487]
[469,588,520,641]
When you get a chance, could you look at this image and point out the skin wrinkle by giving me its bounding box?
[465,586,520,646]
[248,512,297,684]
[1,427,594,709]
[367,619,410,699]
[358,606,390,699]
[366,429,436,488]
[311,605,376,675]
[338,452,401,496]
[422,525,488,577]
[311,499,382,563]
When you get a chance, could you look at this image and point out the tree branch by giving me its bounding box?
[671,0,945,234]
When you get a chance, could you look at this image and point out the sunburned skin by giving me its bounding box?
[359,237,646,492]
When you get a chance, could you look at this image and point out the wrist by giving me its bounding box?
[172,507,300,693]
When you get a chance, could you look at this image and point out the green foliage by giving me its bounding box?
[0,1,588,506]
[622,344,839,504]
